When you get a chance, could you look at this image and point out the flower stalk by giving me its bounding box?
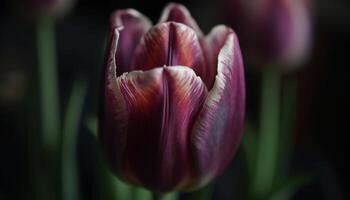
[37,17,60,152]
[253,67,281,198]
[36,16,61,200]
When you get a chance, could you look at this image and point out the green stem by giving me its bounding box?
[36,17,60,200]
[278,78,297,181]
[37,17,60,152]
[61,79,87,200]
[253,68,281,198]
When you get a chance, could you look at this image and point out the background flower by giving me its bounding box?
[225,0,312,69]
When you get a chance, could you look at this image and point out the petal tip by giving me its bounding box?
[159,3,203,36]
[110,8,151,28]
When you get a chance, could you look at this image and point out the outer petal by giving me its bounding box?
[99,28,126,177]
[110,9,152,75]
[159,3,204,37]
[115,67,207,192]
[204,25,232,88]
[191,31,245,188]
[130,22,208,86]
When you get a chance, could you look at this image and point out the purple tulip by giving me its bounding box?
[99,3,245,192]
[226,0,312,68]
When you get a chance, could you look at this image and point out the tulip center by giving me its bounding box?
[130,22,206,83]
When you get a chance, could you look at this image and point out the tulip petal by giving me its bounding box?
[109,65,208,192]
[118,67,207,191]
[99,28,126,176]
[204,25,232,88]
[159,3,203,37]
[191,31,245,187]
[131,22,207,85]
[110,9,152,75]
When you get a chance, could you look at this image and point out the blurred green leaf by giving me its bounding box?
[188,183,213,200]
[86,115,98,138]
[131,187,152,200]
[61,78,88,200]
[162,192,178,200]
[268,176,310,200]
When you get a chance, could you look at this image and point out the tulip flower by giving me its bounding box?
[226,0,312,68]
[99,3,245,192]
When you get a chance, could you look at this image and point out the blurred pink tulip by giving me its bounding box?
[226,0,312,68]
[99,3,246,192]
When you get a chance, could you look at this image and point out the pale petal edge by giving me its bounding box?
[110,8,152,29]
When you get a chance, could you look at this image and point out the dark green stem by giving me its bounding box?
[37,17,60,152]
[36,17,60,200]
[253,68,281,198]
[61,79,87,200]
[279,78,297,181]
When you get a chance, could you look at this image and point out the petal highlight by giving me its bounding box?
[159,3,203,37]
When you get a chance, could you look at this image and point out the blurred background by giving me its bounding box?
[0,0,349,199]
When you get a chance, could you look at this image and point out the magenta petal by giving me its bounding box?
[159,3,203,37]
[131,22,208,85]
[191,32,245,187]
[110,9,152,75]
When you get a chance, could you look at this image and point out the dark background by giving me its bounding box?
[1,0,349,199]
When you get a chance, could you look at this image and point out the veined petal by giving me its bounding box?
[191,32,245,188]
[115,66,208,192]
[159,3,203,37]
[204,25,232,88]
[110,9,152,75]
[131,22,208,85]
